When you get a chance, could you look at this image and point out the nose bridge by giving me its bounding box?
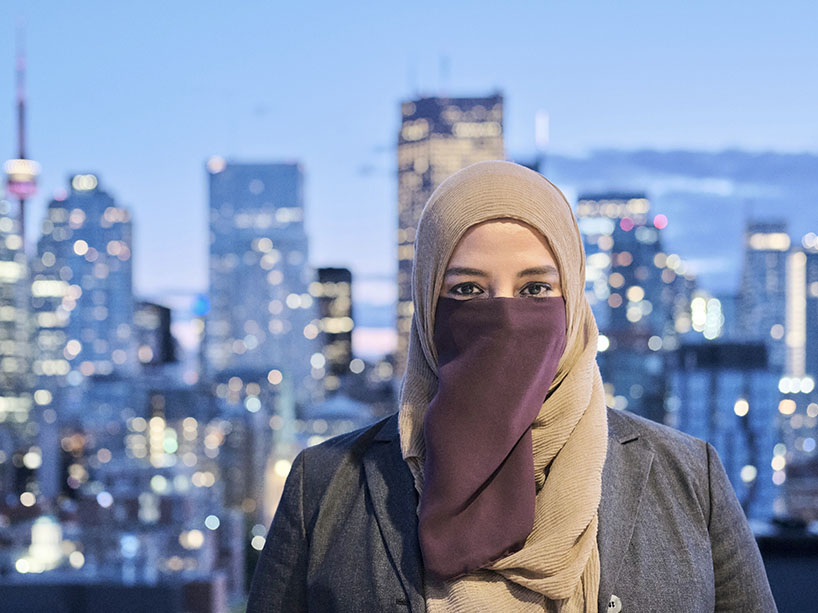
[490,276,517,298]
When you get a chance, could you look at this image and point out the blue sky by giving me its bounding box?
[1,0,816,301]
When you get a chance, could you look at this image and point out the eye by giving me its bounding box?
[448,282,484,298]
[520,282,553,297]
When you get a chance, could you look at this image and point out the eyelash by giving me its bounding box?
[448,282,554,297]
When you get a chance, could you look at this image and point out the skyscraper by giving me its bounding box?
[0,195,31,411]
[30,173,136,498]
[576,193,692,422]
[31,174,136,401]
[396,94,505,374]
[134,301,177,368]
[205,159,320,410]
[738,220,789,372]
[805,242,818,381]
[313,267,353,393]
[784,233,818,379]
[778,233,818,521]
[0,194,33,497]
[667,342,780,520]
[577,193,653,330]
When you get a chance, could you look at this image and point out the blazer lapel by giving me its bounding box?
[362,413,426,612]
[597,409,655,610]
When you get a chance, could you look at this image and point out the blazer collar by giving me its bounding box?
[364,413,426,612]
[363,409,655,613]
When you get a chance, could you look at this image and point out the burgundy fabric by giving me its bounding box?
[418,296,567,580]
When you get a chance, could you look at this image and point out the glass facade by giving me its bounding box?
[32,174,136,385]
[29,174,136,498]
[738,221,789,372]
[0,195,32,498]
[577,193,694,422]
[205,160,320,411]
[667,342,779,521]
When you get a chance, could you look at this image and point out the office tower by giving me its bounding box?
[205,159,320,410]
[134,301,177,368]
[738,220,789,372]
[786,233,818,378]
[31,174,137,389]
[0,195,31,411]
[30,174,136,499]
[776,382,818,522]
[396,94,505,374]
[576,193,692,422]
[313,267,353,393]
[715,293,740,339]
[777,233,818,521]
[806,243,818,377]
[577,194,674,334]
[0,195,33,496]
[667,342,780,520]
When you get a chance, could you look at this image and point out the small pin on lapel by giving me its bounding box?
[607,594,622,613]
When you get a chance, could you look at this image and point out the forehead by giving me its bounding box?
[448,218,557,262]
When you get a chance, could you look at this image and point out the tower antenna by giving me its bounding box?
[4,17,40,255]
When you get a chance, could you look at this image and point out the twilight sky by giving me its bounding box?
[1,0,816,305]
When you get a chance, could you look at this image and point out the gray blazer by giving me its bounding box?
[247,408,777,612]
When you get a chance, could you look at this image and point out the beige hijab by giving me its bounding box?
[397,160,608,612]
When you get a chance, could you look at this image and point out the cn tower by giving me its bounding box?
[3,21,40,254]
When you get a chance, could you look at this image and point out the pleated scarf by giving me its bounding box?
[397,160,608,612]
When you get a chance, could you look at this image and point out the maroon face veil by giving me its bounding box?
[418,295,567,580]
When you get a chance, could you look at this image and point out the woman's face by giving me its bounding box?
[441,219,563,301]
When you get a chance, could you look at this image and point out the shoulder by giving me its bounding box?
[607,408,713,507]
[295,413,396,490]
[301,412,393,461]
[607,407,709,463]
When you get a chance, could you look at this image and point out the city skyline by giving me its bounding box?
[1,4,816,609]
[1,0,817,301]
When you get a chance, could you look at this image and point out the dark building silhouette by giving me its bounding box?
[134,301,177,367]
[315,267,353,392]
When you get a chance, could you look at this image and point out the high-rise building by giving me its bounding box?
[667,342,781,521]
[205,159,320,410]
[29,174,136,499]
[775,383,818,522]
[0,195,33,496]
[805,241,818,378]
[576,193,694,422]
[31,174,137,390]
[134,301,177,368]
[578,194,665,331]
[777,233,818,522]
[0,195,31,409]
[738,220,789,372]
[396,94,505,374]
[785,233,818,379]
[313,267,353,393]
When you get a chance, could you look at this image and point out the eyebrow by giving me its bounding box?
[443,265,560,278]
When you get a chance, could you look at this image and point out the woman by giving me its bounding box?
[247,160,777,612]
